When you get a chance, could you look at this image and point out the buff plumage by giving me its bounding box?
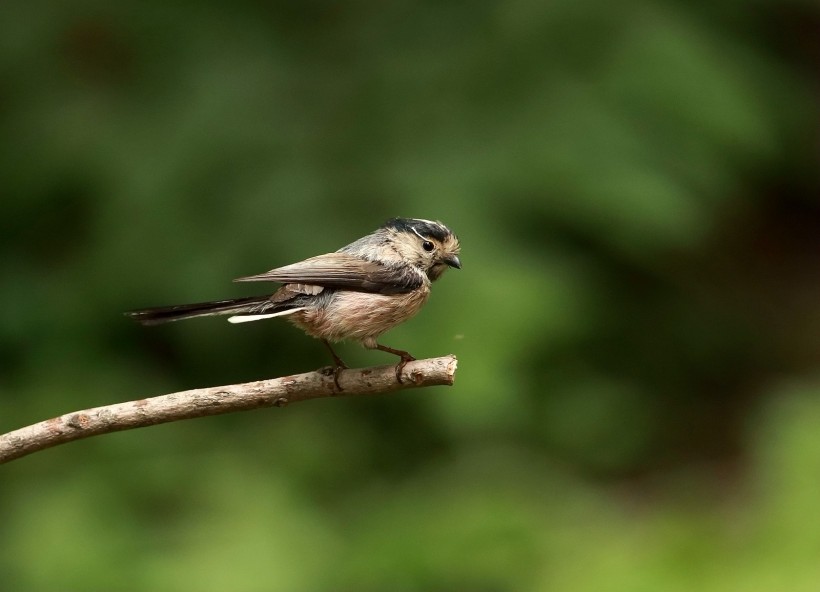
[126,218,461,382]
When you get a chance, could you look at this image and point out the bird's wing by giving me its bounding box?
[234,253,423,294]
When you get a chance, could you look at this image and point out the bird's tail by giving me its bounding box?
[125,295,274,326]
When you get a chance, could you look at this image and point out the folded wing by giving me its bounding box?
[234,253,423,295]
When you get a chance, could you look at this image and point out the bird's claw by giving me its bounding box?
[319,364,348,391]
[395,355,416,384]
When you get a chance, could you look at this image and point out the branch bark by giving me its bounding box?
[0,355,457,465]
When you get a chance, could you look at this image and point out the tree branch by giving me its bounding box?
[0,355,458,465]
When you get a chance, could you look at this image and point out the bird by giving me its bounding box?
[126,218,461,385]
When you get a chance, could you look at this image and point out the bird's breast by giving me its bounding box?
[292,285,431,343]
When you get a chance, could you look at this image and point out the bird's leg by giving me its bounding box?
[374,343,416,383]
[322,339,348,369]
[321,339,348,390]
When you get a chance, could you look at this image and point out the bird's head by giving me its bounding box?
[382,218,461,281]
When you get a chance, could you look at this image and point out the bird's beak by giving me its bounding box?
[443,254,461,269]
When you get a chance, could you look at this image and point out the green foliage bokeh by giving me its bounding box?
[2,1,820,590]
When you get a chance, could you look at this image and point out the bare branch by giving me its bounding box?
[0,355,458,465]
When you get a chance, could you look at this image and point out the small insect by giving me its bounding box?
[126,218,461,384]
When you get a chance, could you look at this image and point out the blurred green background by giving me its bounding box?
[2,0,820,590]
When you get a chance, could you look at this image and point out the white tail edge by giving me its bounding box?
[227,308,305,324]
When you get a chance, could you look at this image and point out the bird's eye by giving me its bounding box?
[422,240,435,252]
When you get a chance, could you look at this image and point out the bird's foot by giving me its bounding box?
[319,362,348,391]
[320,339,348,391]
[373,343,416,384]
[394,353,416,384]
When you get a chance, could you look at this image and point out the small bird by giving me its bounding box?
[126,218,461,383]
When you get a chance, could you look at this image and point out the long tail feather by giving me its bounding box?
[228,308,305,324]
[125,295,273,326]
